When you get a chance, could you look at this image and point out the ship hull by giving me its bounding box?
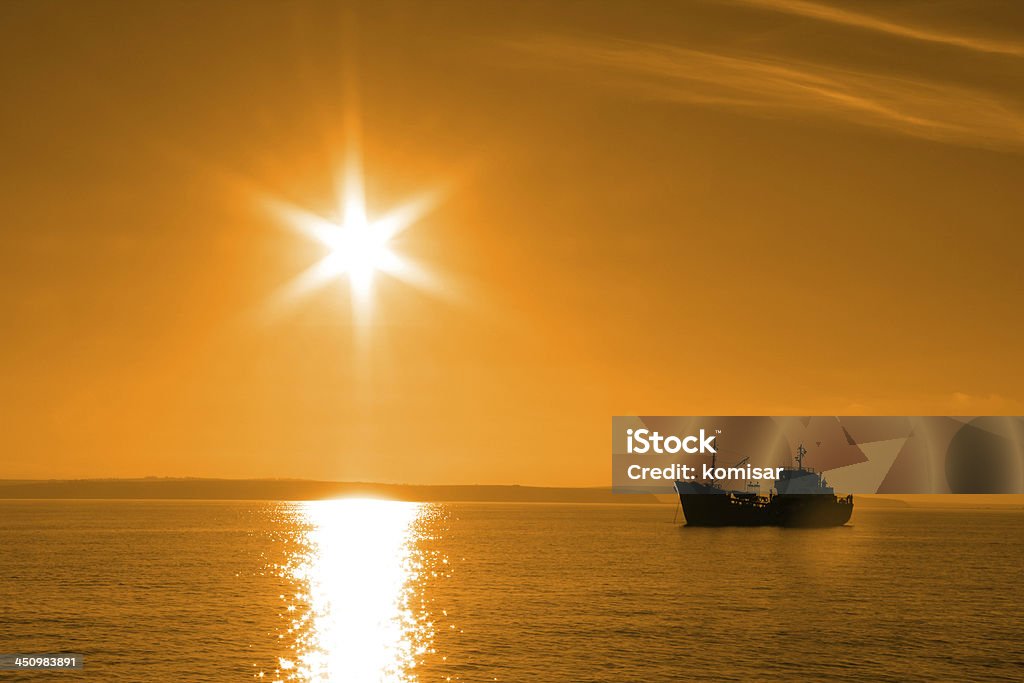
[678,492,853,528]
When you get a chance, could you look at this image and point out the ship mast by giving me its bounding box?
[796,443,807,471]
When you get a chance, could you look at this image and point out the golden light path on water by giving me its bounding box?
[273,499,439,683]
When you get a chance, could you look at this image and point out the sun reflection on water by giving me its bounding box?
[274,499,439,682]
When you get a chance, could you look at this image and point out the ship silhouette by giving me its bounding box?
[675,444,853,527]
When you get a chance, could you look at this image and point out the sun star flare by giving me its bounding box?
[263,168,444,325]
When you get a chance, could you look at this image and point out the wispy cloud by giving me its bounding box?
[769,393,1024,415]
[509,36,1024,150]
[734,0,1024,57]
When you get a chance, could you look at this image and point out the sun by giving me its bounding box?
[262,159,445,326]
[318,207,399,295]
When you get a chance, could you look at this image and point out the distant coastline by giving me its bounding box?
[0,480,1021,506]
[0,479,663,503]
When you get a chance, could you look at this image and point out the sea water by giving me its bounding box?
[0,500,1021,681]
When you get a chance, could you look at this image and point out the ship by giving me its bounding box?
[674,444,853,527]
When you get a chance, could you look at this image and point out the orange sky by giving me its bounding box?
[1,1,1023,483]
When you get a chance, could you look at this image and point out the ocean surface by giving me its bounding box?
[0,500,1021,682]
